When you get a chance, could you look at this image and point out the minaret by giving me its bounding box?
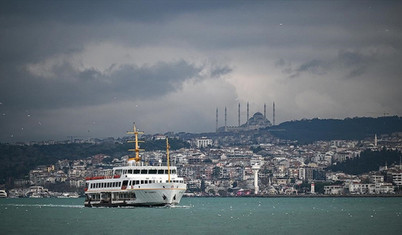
[374,134,378,147]
[264,103,266,119]
[238,103,241,126]
[273,101,276,126]
[216,108,218,132]
[224,106,227,131]
[247,102,249,123]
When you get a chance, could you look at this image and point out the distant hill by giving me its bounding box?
[0,139,190,185]
[327,148,402,175]
[269,116,402,143]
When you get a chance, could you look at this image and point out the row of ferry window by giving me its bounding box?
[86,192,136,201]
[91,182,121,188]
[127,179,184,186]
[90,179,184,188]
[114,169,177,175]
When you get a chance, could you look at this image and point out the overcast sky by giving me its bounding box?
[1,0,401,142]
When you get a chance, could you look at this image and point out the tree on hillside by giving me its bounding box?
[327,148,402,175]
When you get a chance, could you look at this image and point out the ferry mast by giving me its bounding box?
[127,123,144,163]
[166,138,171,183]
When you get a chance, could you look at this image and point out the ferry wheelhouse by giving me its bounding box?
[84,124,186,207]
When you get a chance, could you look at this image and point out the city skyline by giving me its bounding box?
[1,1,402,142]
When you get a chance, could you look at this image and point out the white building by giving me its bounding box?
[324,185,344,195]
[194,137,213,148]
[370,175,384,184]
[391,172,402,186]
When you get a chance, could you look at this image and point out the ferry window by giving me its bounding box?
[158,170,164,174]
[172,170,176,174]
[118,182,121,187]
[136,180,139,184]
[115,170,122,175]
[134,170,140,174]
[141,180,144,184]
[123,170,127,175]
[128,170,133,174]
[141,170,148,174]
[149,169,157,174]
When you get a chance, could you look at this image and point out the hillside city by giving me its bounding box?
[6,121,402,198]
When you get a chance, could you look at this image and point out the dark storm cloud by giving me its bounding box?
[276,49,386,79]
[210,65,232,78]
[0,0,246,24]
[297,60,327,75]
[0,60,202,110]
[336,50,374,78]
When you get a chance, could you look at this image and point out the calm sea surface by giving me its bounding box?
[0,197,401,234]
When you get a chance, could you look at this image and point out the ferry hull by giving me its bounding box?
[85,183,186,207]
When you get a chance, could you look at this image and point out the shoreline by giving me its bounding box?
[184,194,402,198]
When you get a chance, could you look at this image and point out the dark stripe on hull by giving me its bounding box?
[84,201,172,208]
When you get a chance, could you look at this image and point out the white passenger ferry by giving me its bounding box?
[84,124,186,207]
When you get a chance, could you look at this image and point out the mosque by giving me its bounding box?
[216,102,275,133]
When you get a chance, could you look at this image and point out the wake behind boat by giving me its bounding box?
[84,124,186,207]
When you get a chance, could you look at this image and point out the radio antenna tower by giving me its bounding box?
[224,106,227,131]
[238,103,241,126]
[216,108,218,132]
[247,102,249,123]
[273,101,276,126]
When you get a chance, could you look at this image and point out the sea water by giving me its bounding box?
[0,197,401,234]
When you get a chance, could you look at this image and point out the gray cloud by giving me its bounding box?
[1,60,202,110]
[1,0,402,142]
